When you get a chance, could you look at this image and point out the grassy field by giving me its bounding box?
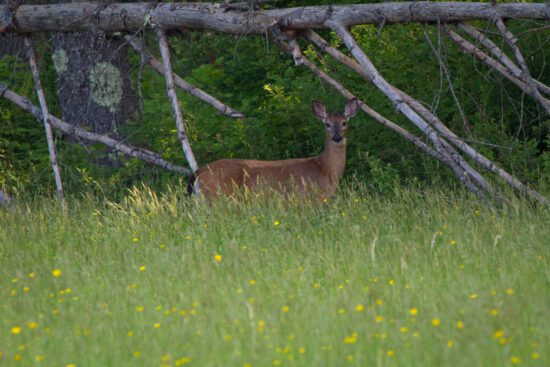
[0,187,548,367]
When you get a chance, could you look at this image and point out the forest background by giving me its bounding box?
[1,0,549,200]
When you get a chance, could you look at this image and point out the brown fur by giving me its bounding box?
[192,99,359,200]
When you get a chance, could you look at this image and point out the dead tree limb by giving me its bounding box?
[1,2,548,34]
[306,29,548,204]
[24,36,65,211]
[328,24,493,198]
[444,26,550,115]
[494,19,550,114]
[456,23,550,97]
[0,84,191,175]
[156,28,199,173]
[125,36,244,119]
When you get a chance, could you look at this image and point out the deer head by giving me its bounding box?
[312,98,359,145]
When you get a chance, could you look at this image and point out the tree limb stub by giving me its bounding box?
[1,2,548,34]
[0,83,191,176]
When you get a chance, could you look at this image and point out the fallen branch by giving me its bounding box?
[1,2,548,34]
[494,19,550,114]
[125,36,244,119]
[444,25,550,115]
[156,28,199,173]
[456,23,550,96]
[0,83,191,175]
[24,36,66,211]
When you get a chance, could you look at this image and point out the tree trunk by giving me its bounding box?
[52,30,137,135]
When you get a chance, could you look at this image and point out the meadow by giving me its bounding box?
[0,187,548,367]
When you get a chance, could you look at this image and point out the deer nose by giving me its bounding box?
[332,135,343,143]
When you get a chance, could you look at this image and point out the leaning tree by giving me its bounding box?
[0,1,549,207]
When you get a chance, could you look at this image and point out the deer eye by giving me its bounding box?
[325,123,330,128]
[342,122,347,127]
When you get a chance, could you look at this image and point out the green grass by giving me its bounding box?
[0,187,548,367]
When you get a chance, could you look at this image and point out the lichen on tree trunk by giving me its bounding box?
[52,31,137,135]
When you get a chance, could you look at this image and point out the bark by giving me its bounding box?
[24,36,66,211]
[156,28,199,173]
[125,36,244,119]
[0,83,191,175]
[1,2,548,34]
[52,30,137,135]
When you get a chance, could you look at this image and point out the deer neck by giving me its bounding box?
[319,136,347,182]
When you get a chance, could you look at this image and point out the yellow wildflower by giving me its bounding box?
[27,322,38,329]
[409,307,418,316]
[52,269,62,278]
[431,318,441,327]
[456,321,464,329]
[355,304,364,312]
[281,306,290,313]
[139,265,146,272]
[343,332,358,344]
[510,356,521,365]
[375,315,384,323]
[387,350,395,357]
[298,347,305,354]
[214,254,222,263]
[11,326,22,335]
[469,293,478,300]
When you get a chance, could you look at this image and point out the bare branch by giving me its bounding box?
[0,83,191,175]
[125,36,245,119]
[1,2,548,34]
[156,28,199,173]
[457,23,550,97]
[444,25,550,115]
[24,36,65,211]
[494,18,550,113]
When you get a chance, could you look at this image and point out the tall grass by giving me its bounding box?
[0,187,548,366]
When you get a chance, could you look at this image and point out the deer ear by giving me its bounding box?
[344,98,359,118]
[312,100,327,120]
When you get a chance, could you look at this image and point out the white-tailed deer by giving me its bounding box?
[187,98,359,199]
